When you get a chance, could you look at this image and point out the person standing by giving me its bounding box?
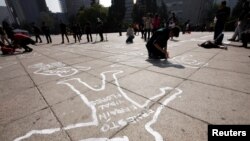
[96,18,104,42]
[183,20,190,34]
[139,20,144,39]
[228,1,249,41]
[60,21,69,44]
[118,23,123,36]
[2,20,14,41]
[41,22,52,44]
[85,21,93,42]
[144,14,152,41]
[72,23,80,43]
[0,25,11,45]
[213,1,230,44]
[168,12,178,40]
[32,23,42,43]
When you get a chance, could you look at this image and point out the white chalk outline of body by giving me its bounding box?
[14,70,182,141]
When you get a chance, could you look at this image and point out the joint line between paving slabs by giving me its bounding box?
[16,55,74,141]
[108,86,175,139]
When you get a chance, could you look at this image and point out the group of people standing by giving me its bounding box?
[59,18,104,44]
[0,17,106,54]
[228,0,250,48]
[31,18,105,45]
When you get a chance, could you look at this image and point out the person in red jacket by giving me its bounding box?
[13,33,35,52]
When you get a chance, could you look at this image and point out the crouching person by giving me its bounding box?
[13,33,35,53]
[146,28,170,59]
[126,24,135,43]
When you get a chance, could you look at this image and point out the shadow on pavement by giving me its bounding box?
[146,59,185,69]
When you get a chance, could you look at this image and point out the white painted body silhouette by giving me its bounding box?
[14,67,182,141]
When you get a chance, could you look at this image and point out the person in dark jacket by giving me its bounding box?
[41,22,52,44]
[213,1,230,44]
[72,23,80,43]
[96,18,104,41]
[2,20,14,41]
[32,23,42,43]
[146,28,171,59]
[85,21,93,42]
[60,21,69,44]
[0,25,11,45]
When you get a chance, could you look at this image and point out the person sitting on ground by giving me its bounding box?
[126,24,135,43]
[146,28,171,59]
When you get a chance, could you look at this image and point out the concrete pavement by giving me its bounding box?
[0,32,250,141]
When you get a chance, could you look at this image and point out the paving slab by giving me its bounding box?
[147,54,209,78]
[213,51,250,63]
[74,50,114,59]
[0,62,26,81]
[111,104,207,141]
[117,70,184,99]
[0,88,47,125]
[102,54,136,63]
[159,80,250,124]
[72,59,113,71]
[38,71,103,106]
[0,75,35,96]
[61,56,95,65]
[189,68,250,94]
[88,63,140,82]
[119,57,153,68]
[0,55,17,63]
[0,109,70,141]
[207,59,250,74]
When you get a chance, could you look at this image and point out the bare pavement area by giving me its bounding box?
[0,32,250,141]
